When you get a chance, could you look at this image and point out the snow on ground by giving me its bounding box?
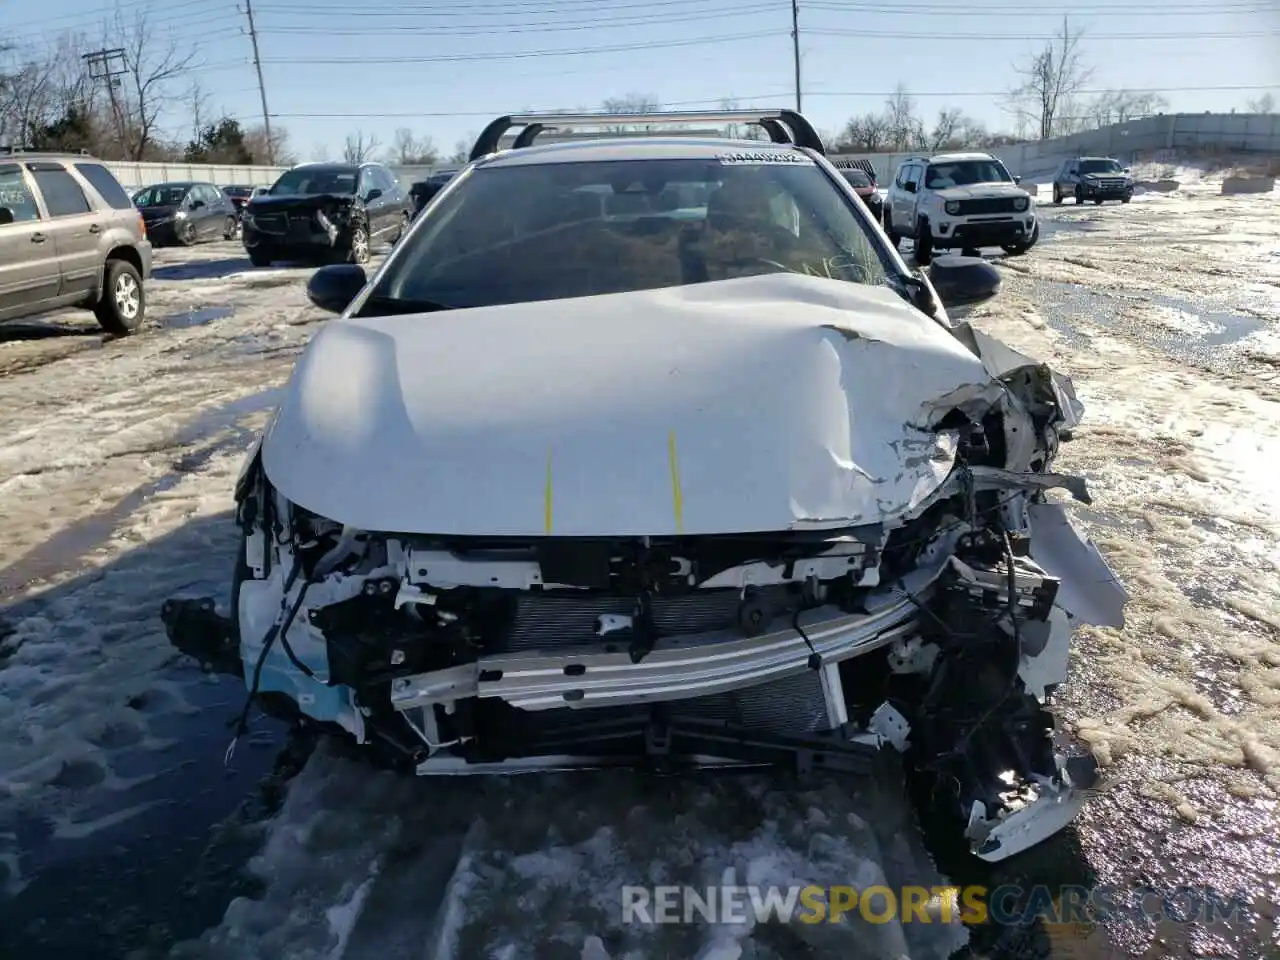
[2,170,1279,959]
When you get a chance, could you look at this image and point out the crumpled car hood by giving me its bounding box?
[261,273,1038,537]
[933,183,1030,201]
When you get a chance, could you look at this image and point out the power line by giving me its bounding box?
[267,83,1279,118]
[4,0,211,33]
[261,30,781,64]
[7,13,243,53]
[256,3,779,36]
[809,26,1278,39]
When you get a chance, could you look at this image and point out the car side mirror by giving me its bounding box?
[190,198,204,209]
[903,181,917,194]
[307,264,367,315]
[0,207,13,225]
[1012,175,1022,184]
[1123,167,1131,173]
[927,255,1002,308]
[365,188,383,202]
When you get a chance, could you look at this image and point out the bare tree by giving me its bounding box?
[837,113,891,151]
[1006,16,1094,139]
[111,7,200,159]
[342,129,381,163]
[185,78,211,147]
[926,107,966,151]
[1084,89,1167,128]
[244,123,292,164]
[717,98,766,141]
[388,127,438,164]
[884,84,924,151]
[1246,92,1275,113]
[447,136,472,164]
[602,92,661,133]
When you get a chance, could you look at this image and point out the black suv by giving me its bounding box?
[241,161,412,267]
[0,149,153,334]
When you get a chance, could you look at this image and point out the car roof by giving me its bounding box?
[0,150,101,161]
[924,152,996,164]
[144,181,200,188]
[476,136,812,168]
[1072,156,1119,161]
[292,161,366,169]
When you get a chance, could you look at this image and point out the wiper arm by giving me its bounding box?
[358,295,457,316]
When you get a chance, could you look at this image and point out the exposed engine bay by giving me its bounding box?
[164,312,1129,863]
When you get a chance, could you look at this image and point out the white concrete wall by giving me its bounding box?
[98,113,1279,190]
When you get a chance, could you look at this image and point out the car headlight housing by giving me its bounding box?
[945,200,961,215]
[1013,196,1029,212]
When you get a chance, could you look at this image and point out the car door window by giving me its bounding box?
[73,163,134,209]
[358,169,378,199]
[28,163,92,217]
[0,165,41,224]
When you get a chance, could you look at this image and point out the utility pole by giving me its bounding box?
[83,48,128,156]
[241,0,275,164]
[791,0,801,112]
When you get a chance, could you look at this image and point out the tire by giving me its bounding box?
[345,223,371,264]
[222,216,238,241]
[1074,186,1084,205]
[248,248,273,267]
[1052,186,1063,205]
[1121,196,1131,204]
[178,220,198,246]
[392,211,411,246]
[884,212,901,249]
[1002,219,1039,256]
[914,220,933,265]
[1093,198,1102,205]
[94,258,145,335]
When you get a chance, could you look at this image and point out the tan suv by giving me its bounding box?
[0,150,153,335]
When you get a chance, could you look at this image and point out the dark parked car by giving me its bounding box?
[408,169,457,218]
[837,167,883,223]
[221,184,254,216]
[0,149,152,334]
[1051,157,1134,205]
[241,161,412,267]
[134,181,238,245]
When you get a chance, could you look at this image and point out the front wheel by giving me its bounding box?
[222,216,238,240]
[884,212,901,249]
[1001,220,1039,256]
[1052,186,1063,205]
[178,220,198,245]
[345,224,370,264]
[392,212,411,245]
[248,248,273,267]
[914,220,933,265]
[94,258,145,335]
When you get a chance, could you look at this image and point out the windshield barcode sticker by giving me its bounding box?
[717,152,813,165]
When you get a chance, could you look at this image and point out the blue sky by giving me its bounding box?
[10,0,1280,162]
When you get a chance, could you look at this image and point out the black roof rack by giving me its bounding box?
[0,146,94,157]
[469,109,826,162]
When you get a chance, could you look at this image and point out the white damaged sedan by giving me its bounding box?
[164,114,1128,863]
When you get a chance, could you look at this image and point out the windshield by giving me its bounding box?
[222,185,251,197]
[1078,159,1124,174]
[269,167,358,196]
[923,159,1012,189]
[134,185,189,207]
[840,170,873,189]
[367,158,893,312]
